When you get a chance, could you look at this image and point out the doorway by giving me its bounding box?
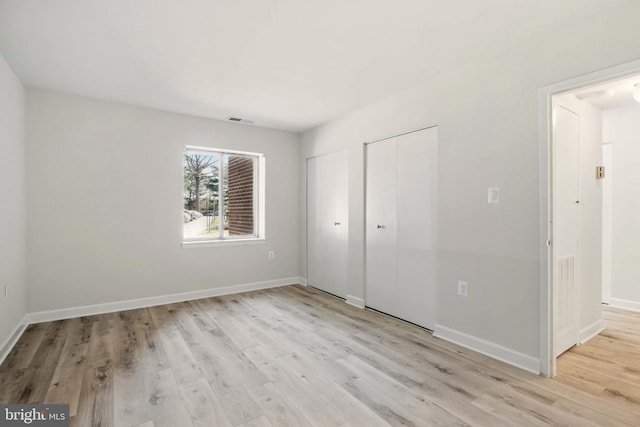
[540,59,640,377]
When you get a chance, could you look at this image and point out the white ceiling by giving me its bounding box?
[573,75,640,111]
[0,0,598,131]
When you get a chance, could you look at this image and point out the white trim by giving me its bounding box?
[297,277,308,286]
[434,324,540,375]
[609,298,640,313]
[346,295,365,309]
[182,238,266,248]
[579,318,605,345]
[185,144,263,158]
[538,58,640,378]
[25,277,302,324]
[538,81,553,377]
[0,315,29,366]
[364,124,438,145]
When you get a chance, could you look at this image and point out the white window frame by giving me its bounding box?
[182,145,266,248]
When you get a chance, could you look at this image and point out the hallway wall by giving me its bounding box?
[603,104,640,310]
[0,53,27,357]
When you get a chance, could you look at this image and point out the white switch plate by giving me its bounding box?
[458,280,469,297]
[488,187,500,204]
[268,250,275,260]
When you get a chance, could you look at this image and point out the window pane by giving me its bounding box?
[225,154,255,236]
[184,152,221,239]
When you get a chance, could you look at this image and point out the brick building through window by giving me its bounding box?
[183,146,263,243]
[228,156,255,235]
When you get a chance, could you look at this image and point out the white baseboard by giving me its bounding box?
[25,277,303,324]
[579,318,605,345]
[297,277,308,286]
[434,324,540,375]
[0,314,29,367]
[609,297,640,313]
[345,295,365,309]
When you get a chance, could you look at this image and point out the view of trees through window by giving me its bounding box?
[184,148,257,240]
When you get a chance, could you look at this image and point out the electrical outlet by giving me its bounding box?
[268,250,275,260]
[458,280,469,297]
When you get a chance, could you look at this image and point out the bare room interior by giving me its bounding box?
[1,1,640,426]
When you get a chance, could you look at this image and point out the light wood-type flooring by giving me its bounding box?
[1,285,639,426]
[556,305,640,418]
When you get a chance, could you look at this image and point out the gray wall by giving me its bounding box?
[299,4,640,362]
[0,53,27,350]
[26,90,300,312]
[604,104,640,308]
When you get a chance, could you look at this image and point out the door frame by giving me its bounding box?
[538,58,640,377]
[601,143,613,305]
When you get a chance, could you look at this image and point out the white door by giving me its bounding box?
[553,105,580,357]
[365,138,398,314]
[307,151,348,298]
[366,127,438,330]
[396,128,438,328]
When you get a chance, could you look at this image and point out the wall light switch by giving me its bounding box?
[488,187,500,204]
[268,250,275,260]
[458,280,469,297]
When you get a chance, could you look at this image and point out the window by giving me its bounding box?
[183,146,264,245]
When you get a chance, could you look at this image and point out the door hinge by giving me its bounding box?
[547,240,552,246]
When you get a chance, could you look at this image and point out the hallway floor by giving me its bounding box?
[556,305,640,418]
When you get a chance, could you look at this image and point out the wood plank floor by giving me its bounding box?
[556,305,640,419]
[1,285,639,426]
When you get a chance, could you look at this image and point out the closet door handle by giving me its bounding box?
[334,221,341,226]
[377,224,385,229]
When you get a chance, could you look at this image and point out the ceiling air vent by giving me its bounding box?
[226,116,254,124]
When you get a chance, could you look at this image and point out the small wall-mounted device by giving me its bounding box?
[488,187,500,204]
[596,166,605,180]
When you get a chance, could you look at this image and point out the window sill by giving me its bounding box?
[182,238,266,249]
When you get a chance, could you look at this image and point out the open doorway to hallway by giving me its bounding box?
[550,73,640,394]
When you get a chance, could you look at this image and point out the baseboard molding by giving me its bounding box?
[25,277,303,324]
[434,324,540,375]
[579,318,605,345]
[0,314,29,367]
[297,277,308,286]
[345,295,365,309]
[609,297,640,313]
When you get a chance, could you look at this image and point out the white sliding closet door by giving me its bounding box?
[307,150,348,298]
[365,138,398,314]
[366,127,438,330]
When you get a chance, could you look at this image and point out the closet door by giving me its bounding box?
[365,138,398,314]
[307,151,348,298]
[365,127,438,330]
